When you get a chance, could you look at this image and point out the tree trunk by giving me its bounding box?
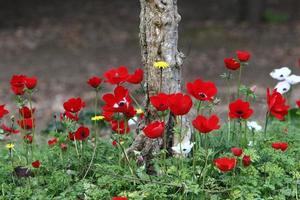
[127,0,188,174]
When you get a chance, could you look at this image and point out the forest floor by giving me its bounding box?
[0,0,300,129]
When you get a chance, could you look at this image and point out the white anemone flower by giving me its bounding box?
[172,141,194,156]
[274,81,291,94]
[270,67,300,94]
[247,121,262,132]
[270,67,291,80]
[285,74,300,85]
[128,117,138,126]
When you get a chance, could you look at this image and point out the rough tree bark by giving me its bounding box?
[127,0,191,174]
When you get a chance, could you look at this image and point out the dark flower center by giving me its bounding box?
[118,101,126,107]
[236,110,244,115]
[199,93,207,99]
[80,131,86,138]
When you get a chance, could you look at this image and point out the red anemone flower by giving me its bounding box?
[10,75,26,95]
[104,66,129,85]
[0,105,9,119]
[150,93,169,111]
[267,89,289,120]
[68,132,75,141]
[19,106,35,119]
[74,126,90,140]
[236,50,251,62]
[111,120,130,134]
[242,155,251,167]
[1,124,19,134]
[18,118,35,130]
[229,99,253,120]
[102,111,114,121]
[296,100,300,108]
[272,142,288,151]
[63,97,85,113]
[112,197,128,200]
[112,140,118,147]
[24,135,33,144]
[127,68,144,84]
[214,157,237,172]
[87,76,102,88]
[24,76,38,89]
[102,86,132,113]
[231,147,243,157]
[143,121,165,139]
[123,106,136,119]
[186,79,217,101]
[168,93,192,115]
[31,160,41,168]
[61,111,79,121]
[48,138,58,146]
[224,58,240,70]
[192,115,220,134]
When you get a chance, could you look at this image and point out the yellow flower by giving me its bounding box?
[91,115,105,121]
[154,61,169,69]
[6,143,14,150]
[136,108,144,115]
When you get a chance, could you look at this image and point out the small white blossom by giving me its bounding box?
[247,121,262,132]
[172,141,194,156]
[128,117,138,126]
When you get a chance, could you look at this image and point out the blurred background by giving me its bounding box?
[0,0,300,127]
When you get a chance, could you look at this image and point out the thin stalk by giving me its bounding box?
[159,68,163,93]
[237,64,243,98]
[74,138,80,159]
[227,117,231,146]
[264,112,270,137]
[239,120,242,146]
[83,90,99,179]
[179,116,183,170]
[244,120,247,147]
[130,94,142,108]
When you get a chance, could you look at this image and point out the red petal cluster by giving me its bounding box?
[168,93,192,115]
[229,99,253,120]
[10,75,38,95]
[192,115,220,134]
[272,142,288,151]
[231,147,243,157]
[267,89,289,120]
[32,160,41,168]
[87,76,102,88]
[0,104,9,119]
[186,79,217,101]
[63,97,85,113]
[214,157,237,172]
[143,121,165,139]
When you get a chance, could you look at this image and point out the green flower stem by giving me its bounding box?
[244,120,248,147]
[201,134,209,189]
[264,112,270,137]
[130,94,142,108]
[74,138,80,159]
[159,68,163,93]
[226,70,231,104]
[237,63,243,98]
[83,90,99,179]
[227,117,231,146]
[239,119,242,146]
